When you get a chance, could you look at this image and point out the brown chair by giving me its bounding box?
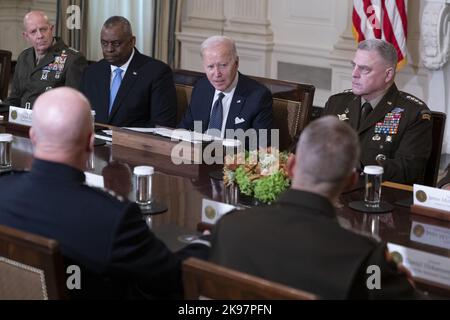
[0,224,67,300]
[272,98,305,150]
[0,50,12,100]
[423,111,446,187]
[175,83,194,124]
[182,257,318,300]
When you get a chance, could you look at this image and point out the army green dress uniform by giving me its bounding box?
[323,84,432,185]
[5,37,87,108]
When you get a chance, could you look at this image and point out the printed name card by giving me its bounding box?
[410,221,450,250]
[413,184,450,213]
[9,106,33,126]
[201,199,236,224]
[387,243,450,289]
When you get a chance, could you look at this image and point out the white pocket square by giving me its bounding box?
[235,117,246,125]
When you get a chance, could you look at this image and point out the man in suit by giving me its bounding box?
[322,39,432,185]
[81,16,176,128]
[0,87,209,299]
[178,36,272,145]
[3,11,87,108]
[210,116,421,299]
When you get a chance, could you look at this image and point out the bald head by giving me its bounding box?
[31,88,93,170]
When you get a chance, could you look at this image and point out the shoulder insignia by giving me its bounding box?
[400,92,425,106]
[342,89,353,93]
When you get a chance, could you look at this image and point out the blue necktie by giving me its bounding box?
[109,68,123,114]
[208,93,225,135]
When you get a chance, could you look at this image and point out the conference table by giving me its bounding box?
[2,121,450,299]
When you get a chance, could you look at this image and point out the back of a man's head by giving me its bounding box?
[293,116,360,197]
[31,87,93,169]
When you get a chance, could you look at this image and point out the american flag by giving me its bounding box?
[352,0,408,68]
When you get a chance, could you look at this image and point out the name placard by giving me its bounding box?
[387,243,450,288]
[413,184,450,213]
[201,199,236,225]
[410,221,450,250]
[9,106,32,126]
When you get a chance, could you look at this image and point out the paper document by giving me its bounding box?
[123,127,219,144]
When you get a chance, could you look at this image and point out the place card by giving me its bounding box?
[9,106,32,126]
[410,221,450,250]
[84,172,104,189]
[201,199,236,224]
[413,184,450,213]
[387,243,450,288]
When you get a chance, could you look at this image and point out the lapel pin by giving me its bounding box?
[133,72,137,76]
[338,114,349,121]
[387,101,392,106]
[345,108,349,114]
[372,134,381,141]
[236,100,242,104]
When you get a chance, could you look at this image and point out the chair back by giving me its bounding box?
[423,111,446,186]
[182,257,318,300]
[0,50,12,100]
[272,98,305,150]
[0,224,67,300]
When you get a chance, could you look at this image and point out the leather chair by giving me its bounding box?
[0,50,12,100]
[182,257,318,300]
[173,69,315,150]
[424,111,446,187]
[0,224,67,299]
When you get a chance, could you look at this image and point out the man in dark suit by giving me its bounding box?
[81,16,176,128]
[0,87,209,299]
[210,116,421,299]
[178,36,272,145]
[322,39,432,185]
[3,11,87,108]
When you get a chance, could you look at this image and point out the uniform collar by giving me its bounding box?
[276,188,337,220]
[30,159,85,183]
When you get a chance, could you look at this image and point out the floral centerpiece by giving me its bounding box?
[223,147,291,204]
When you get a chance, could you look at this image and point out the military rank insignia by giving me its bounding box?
[374,110,403,135]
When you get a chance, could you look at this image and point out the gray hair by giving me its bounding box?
[200,35,238,62]
[358,39,398,68]
[295,116,360,190]
[103,16,133,36]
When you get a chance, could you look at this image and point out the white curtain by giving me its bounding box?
[86,0,155,61]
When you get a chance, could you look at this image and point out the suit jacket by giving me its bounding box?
[177,73,273,136]
[322,84,432,185]
[0,159,209,299]
[81,50,177,127]
[210,189,420,299]
[5,37,87,108]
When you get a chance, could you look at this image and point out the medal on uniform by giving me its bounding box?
[345,108,349,114]
[386,136,393,143]
[45,86,52,91]
[338,113,349,121]
[55,71,61,79]
[41,70,50,80]
[372,134,381,141]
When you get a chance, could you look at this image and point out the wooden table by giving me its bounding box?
[2,122,450,298]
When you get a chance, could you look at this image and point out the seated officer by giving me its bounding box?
[322,39,432,185]
[3,11,87,108]
[0,87,209,299]
[178,36,273,145]
[210,116,421,299]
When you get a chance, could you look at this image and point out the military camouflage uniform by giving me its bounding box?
[323,84,432,185]
[5,37,87,108]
